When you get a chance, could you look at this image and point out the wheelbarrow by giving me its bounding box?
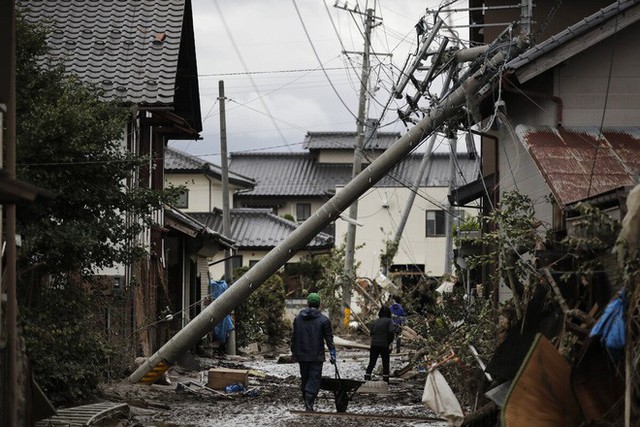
[319,363,363,412]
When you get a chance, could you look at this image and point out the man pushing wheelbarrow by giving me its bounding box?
[290,292,337,412]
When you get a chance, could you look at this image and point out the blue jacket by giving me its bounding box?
[291,307,335,362]
[390,303,406,325]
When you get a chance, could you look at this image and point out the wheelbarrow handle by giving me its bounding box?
[333,361,341,380]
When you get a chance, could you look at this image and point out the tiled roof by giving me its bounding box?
[229,153,351,197]
[165,206,235,249]
[190,209,333,250]
[507,0,640,83]
[229,152,478,197]
[18,0,200,120]
[165,147,255,188]
[516,125,640,206]
[303,131,401,151]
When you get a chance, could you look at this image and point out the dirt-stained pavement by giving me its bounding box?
[101,348,449,427]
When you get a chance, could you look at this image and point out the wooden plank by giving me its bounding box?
[35,402,129,426]
[502,334,583,427]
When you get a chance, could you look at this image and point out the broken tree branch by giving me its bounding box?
[543,268,594,326]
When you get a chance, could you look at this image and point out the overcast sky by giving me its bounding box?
[168,0,471,164]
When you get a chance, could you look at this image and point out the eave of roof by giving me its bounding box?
[165,147,255,188]
[0,172,54,204]
[516,125,640,206]
[507,0,640,83]
[564,185,632,216]
[165,206,235,249]
[449,174,495,206]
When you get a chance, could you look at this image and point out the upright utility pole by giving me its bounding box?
[342,7,375,324]
[218,80,236,355]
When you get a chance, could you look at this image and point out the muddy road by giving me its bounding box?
[101,348,449,426]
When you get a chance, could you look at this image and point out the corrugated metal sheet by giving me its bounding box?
[191,209,333,250]
[302,131,401,151]
[229,152,478,197]
[19,0,186,106]
[516,125,640,206]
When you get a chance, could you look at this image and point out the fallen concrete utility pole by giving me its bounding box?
[129,33,527,384]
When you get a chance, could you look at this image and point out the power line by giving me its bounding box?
[588,0,620,198]
[227,99,310,133]
[213,0,295,152]
[198,66,349,77]
[292,0,358,120]
[202,55,345,123]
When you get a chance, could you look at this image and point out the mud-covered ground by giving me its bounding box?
[101,347,449,427]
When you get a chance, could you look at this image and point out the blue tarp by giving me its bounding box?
[209,280,234,344]
[590,289,627,353]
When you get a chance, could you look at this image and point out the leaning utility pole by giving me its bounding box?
[218,80,236,355]
[390,63,457,255]
[444,130,457,274]
[388,16,488,268]
[129,31,528,384]
[341,6,376,324]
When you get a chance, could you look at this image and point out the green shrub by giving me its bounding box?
[20,277,123,405]
[232,268,289,349]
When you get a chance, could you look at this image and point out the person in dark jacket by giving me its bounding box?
[364,305,395,383]
[291,292,336,411]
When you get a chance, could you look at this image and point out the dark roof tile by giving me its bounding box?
[18,0,187,106]
[190,209,333,250]
[303,131,401,151]
[229,152,478,197]
[507,1,640,82]
[165,147,255,188]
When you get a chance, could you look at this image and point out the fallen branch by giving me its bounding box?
[543,268,594,326]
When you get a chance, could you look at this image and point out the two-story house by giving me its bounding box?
[230,131,479,282]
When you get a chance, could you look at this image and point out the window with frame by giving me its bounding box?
[296,203,311,222]
[175,189,189,209]
[231,255,243,271]
[426,210,446,237]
